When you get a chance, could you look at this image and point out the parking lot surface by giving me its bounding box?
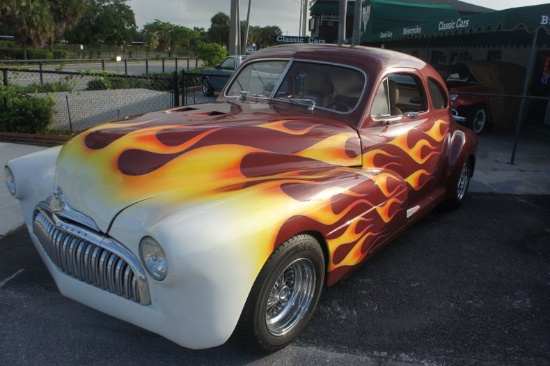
[1,193,548,365]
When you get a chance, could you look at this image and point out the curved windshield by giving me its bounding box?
[225,60,366,114]
[226,60,289,97]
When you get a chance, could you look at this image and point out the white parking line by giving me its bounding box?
[0,269,25,289]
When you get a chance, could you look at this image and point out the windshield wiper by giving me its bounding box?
[274,98,316,111]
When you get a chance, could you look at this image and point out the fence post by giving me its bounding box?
[175,58,178,73]
[162,58,165,74]
[2,69,7,109]
[101,59,105,71]
[39,62,44,84]
[511,30,539,164]
[65,95,73,132]
[124,59,128,75]
[146,58,149,74]
[173,70,180,107]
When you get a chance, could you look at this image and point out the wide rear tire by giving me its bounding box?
[444,160,472,210]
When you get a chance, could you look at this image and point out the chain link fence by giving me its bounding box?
[1,63,548,165]
[1,66,178,131]
[452,92,550,163]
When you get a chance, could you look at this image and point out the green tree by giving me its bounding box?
[45,0,85,50]
[4,0,55,59]
[142,20,199,57]
[253,25,282,49]
[143,30,159,58]
[143,20,172,53]
[0,0,12,18]
[65,0,137,51]
[207,12,230,48]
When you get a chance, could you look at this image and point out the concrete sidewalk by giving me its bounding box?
[2,142,550,237]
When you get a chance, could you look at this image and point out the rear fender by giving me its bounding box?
[445,129,476,198]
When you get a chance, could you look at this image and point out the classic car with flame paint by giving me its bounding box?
[4,44,477,353]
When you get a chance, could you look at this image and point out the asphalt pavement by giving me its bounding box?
[2,141,550,237]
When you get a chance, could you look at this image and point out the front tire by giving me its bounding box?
[235,234,325,353]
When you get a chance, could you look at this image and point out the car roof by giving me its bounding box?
[246,44,427,74]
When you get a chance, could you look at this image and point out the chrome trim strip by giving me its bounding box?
[33,202,151,305]
[46,195,101,232]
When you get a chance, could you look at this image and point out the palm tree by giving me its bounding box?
[6,0,54,59]
[0,0,13,18]
[45,0,85,50]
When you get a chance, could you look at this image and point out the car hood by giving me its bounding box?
[54,102,362,232]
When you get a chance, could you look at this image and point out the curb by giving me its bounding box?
[0,132,71,146]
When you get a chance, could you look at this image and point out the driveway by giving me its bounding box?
[0,193,548,365]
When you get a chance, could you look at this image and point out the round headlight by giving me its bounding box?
[139,236,168,281]
[4,166,16,196]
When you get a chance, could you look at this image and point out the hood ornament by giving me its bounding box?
[51,186,66,212]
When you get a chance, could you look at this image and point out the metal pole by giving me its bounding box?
[173,71,180,107]
[338,0,347,44]
[302,0,308,37]
[65,95,73,131]
[229,0,239,55]
[510,29,539,164]
[352,0,362,45]
[243,0,252,54]
[39,62,44,84]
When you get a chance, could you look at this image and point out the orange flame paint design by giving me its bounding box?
[57,114,448,282]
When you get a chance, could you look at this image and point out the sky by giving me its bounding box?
[128,0,550,35]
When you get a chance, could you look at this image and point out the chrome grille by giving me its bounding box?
[33,205,151,305]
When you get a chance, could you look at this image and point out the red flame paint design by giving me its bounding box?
[61,113,449,284]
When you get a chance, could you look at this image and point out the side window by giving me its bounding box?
[220,58,235,70]
[371,74,427,119]
[428,78,448,109]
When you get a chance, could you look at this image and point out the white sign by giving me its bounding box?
[438,18,469,31]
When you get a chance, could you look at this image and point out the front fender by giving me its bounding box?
[5,146,61,227]
[107,166,405,347]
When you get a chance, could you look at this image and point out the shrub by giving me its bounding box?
[26,49,53,60]
[197,43,227,67]
[0,48,53,60]
[0,86,55,133]
[87,75,172,91]
[19,82,74,93]
[87,77,110,90]
[52,49,69,59]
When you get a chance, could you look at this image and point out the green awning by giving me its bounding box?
[364,0,459,34]
[311,0,459,32]
[365,3,550,43]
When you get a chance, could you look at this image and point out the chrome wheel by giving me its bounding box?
[472,108,487,134]
[266,258,316,336]
[235,234,324,353]
[456,162,470,201]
